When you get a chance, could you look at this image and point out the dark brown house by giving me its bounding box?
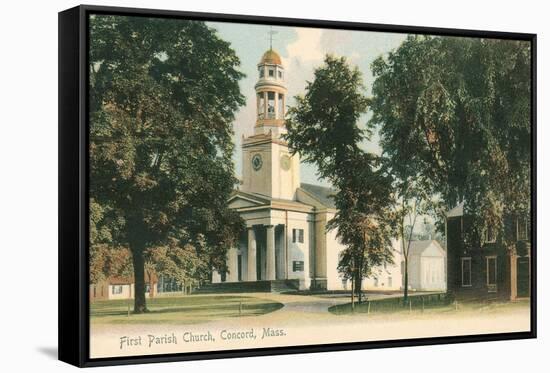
[446,202,531,300]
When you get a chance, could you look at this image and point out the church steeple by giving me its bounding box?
[254,48,287,135]
[241,46,300,201]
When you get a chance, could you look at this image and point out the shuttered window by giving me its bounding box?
[292,228,304,243]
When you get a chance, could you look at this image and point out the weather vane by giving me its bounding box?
[268,26,278,50]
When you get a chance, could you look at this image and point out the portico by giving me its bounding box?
[214,189,315,289]
[226,223,288,283]
[221,225,280,283]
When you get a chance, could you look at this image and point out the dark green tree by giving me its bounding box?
[89,15,245,313]
[285,55,396,306]
[146,242,208,295]
[370,35,531,257]
[330,152,396,305]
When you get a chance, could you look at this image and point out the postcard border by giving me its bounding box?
[58,4,537,367]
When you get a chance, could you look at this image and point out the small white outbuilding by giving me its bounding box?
[404,240,447,292]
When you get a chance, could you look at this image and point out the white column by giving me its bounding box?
[283,224,288,279]
[263,91,268,120]
[227,248,238,282]
[247,228,257,281]
[274,92,279,120]
[266,225,276,281]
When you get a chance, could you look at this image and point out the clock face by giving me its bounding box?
[281,154,291,171]
[252,154,263,171]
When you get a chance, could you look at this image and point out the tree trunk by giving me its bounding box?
[129,240,148,314]
[355,266,363,304]
[403,257,409,303]
[400,217,409,305]
[350,275,355,313]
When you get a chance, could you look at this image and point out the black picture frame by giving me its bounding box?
[58,4,537,367]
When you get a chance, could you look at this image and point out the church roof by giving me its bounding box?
[260,49,282,65]
[229,189,314,213]
[299,183,337,209]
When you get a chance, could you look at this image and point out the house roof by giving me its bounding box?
[298,183,337,209]
[446,202,464,218]
[407,240,446,257]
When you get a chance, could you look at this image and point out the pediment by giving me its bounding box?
[228,191,270,209]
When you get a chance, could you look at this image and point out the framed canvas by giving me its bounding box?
[58,4,537,367]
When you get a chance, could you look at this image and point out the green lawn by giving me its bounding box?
[90,295,284,325]
[329,293,530,316]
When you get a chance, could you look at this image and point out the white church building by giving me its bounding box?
[211,49,403,292]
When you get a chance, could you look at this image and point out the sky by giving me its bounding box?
[207,21,407,187]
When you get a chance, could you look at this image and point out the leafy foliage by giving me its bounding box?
[285,55,396,301]
[370,35,531,250]
[89,15,245,312]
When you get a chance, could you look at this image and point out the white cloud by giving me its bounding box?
[349,51,361,63]
[282,27,324,70]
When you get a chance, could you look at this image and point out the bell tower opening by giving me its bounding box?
[254,49,287,136]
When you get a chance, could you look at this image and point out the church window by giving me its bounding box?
[259,67,264,78]
[278,70,283,79]
[268,68,274,77]
[292,228,304,243]
[293,261,304,272]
